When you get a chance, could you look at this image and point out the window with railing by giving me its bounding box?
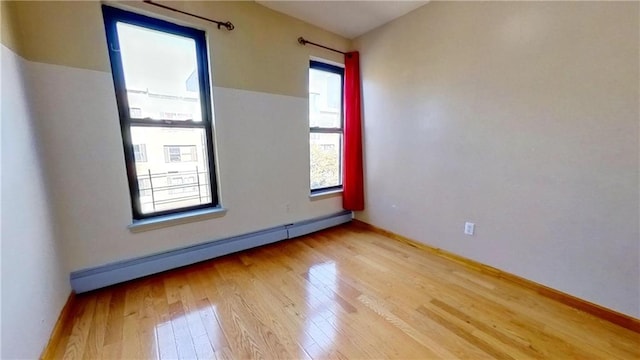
[137,168,210,213]
[103,6,219,220]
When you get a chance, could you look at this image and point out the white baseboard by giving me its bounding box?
[70,211,352,293]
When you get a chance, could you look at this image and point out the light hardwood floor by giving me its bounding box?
[47,224,639,359]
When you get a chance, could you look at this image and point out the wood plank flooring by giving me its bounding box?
[46,224,640,359]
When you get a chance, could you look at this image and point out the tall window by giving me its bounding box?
[102,6,218,219]
[309,60,344,193]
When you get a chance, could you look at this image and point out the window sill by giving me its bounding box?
[310,189,343,201]
[128,207,227,233]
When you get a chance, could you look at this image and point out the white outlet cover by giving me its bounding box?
[464,222,475,235]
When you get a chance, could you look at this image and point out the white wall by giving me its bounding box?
[28,60,343,271]
[354,1,639,317]
[1,45,70,359]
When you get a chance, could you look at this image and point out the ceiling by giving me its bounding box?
[256,1,429,39]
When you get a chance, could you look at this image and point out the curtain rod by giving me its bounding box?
[143,0,234,31]
[298,37,346,55]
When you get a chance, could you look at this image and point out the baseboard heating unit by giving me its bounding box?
[70,211,352,293]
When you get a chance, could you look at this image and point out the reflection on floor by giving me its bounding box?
[47,223,639,359]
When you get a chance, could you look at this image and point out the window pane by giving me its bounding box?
[163,145,197,163]
[133,144,147,162]
[131,126,211,214]
[117,22,202,122]
[310,133,341,190]
[309,68,342,128]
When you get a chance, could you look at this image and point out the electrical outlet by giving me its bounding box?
[464,222,475,235]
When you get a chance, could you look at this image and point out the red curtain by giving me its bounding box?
[343,52,365,210]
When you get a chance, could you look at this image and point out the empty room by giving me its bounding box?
[1,0,638,358]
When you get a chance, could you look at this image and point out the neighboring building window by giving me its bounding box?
[130,107,142,118]
[168,175,198,194]
[102,6,218,219]
[138,178,151,196]
[133,144,147,162]
[309,60,344,192]
[319,144,335,151]
[164,145,197,163]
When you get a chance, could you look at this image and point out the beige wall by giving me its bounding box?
[354,1,639,317]
[9,0,350,97]
[0,0,20,53]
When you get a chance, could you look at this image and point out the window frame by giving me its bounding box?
[102,5,219,220]
[309,60,344,194]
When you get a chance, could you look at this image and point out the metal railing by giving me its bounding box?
[137,167,210,211]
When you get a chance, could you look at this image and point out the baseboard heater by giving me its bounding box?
[69,211,352,293]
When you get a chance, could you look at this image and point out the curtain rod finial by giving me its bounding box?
[218,21,234,31]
